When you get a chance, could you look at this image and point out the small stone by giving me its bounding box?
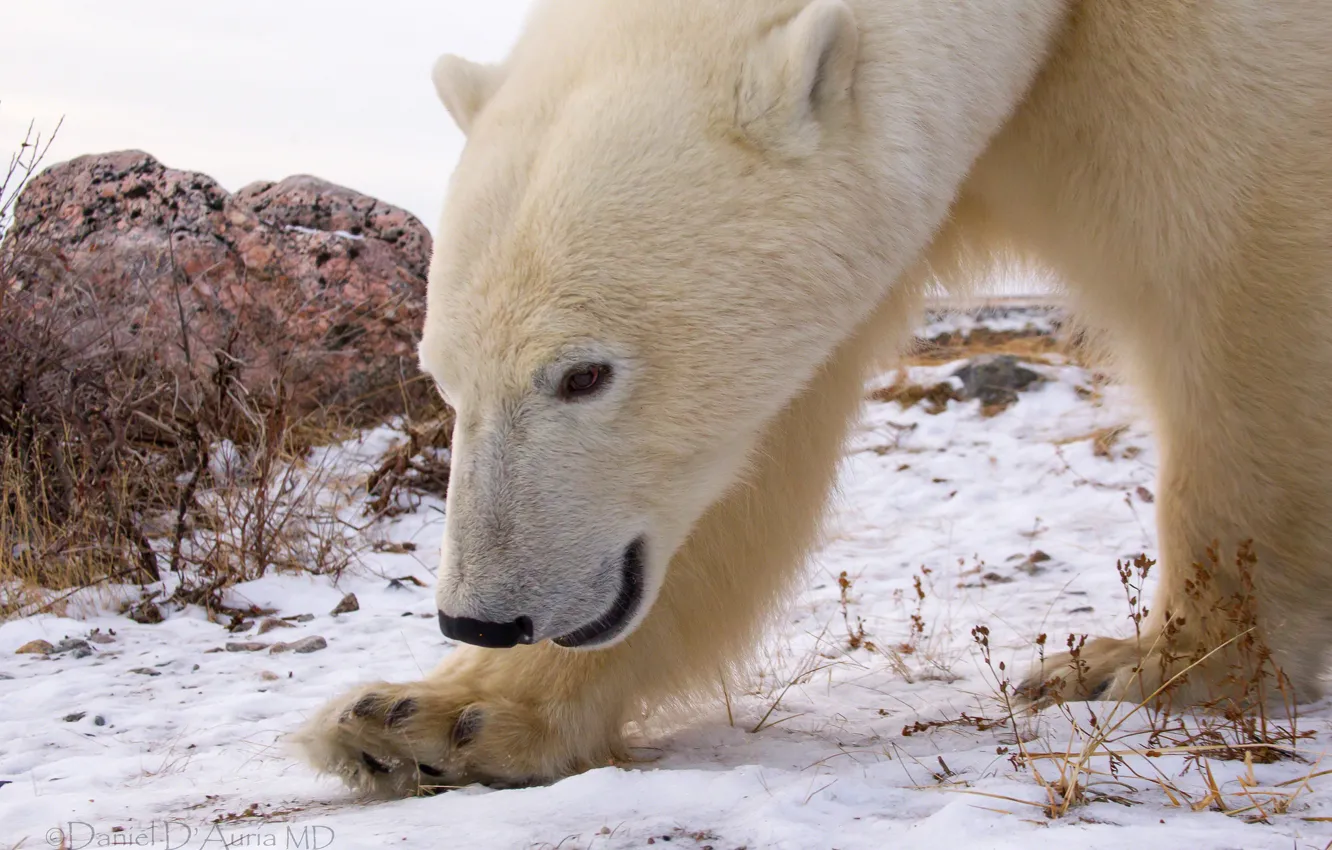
[288,614,315,623]
[225,641,270,653]
[16,639,54,655]
[330,593,359,615]
[63,712,87,722]
[93,715,106,726]
[1069,606,1095,614]
[128,600,164,624]
[87,631,116,645]
[269,636,327,654]
[129,667,161,676]
[256,618,295,636]
[293,635,327,653]
[1016,557,1049,576]
[952,355,1043,409]
[52,638,93,656]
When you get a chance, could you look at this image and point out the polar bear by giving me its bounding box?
[295,0,1332,795]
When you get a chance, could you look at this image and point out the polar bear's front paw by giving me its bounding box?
[292,679,582,797]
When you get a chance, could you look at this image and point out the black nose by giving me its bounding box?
[438,611,534,648]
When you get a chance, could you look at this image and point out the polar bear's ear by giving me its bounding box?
[432,55,505,135]
[737,0,859,152]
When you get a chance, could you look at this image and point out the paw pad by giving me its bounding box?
[349,694,381,720]
[386,698,418,726]
[452,707,483,747]
[361,752,391,774]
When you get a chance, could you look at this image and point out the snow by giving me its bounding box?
[3,309,1330,850]
[280,225,367,242]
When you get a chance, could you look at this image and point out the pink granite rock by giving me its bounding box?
[4,151,434,422]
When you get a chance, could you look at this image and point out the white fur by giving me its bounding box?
[296,0,1332,794]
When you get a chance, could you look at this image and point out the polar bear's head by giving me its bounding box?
[421,0,899,650]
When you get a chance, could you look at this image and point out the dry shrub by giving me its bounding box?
[365,411,454,518]
[0,239,337,616]
[0,120,170,611]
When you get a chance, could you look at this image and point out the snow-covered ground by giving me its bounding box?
[4,309,1331,850]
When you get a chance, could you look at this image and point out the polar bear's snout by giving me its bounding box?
[436,537,649,651]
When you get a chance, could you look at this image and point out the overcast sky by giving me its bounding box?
[3,0,534,231]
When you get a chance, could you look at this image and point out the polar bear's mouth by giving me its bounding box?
[552,537,646,648]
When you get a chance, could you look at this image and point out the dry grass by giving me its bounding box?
[903,308,1093,368]
[913,544,1323,825]
[365,412,454,518]
[868,379,960,415]
[906,325,1070,366]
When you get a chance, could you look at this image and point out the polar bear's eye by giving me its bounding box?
[559,364,610,400]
